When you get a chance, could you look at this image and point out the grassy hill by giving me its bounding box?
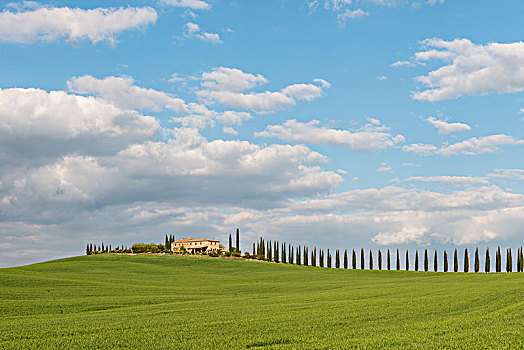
[2,254,524,349]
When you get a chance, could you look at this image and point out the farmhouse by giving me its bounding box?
[172,238,221,253]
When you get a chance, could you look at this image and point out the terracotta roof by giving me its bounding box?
[173,238,219,243]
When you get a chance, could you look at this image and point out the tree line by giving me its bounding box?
[249,238,524,273]
[86,234,176,255]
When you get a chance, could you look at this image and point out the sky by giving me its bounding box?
[1,0,524,267]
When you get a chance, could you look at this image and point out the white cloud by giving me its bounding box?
[281,83,324,101]
[184,22,222,44]
[255,119,404,151]
[377,75,388,81]
[401,175,489,187]
[402,143,438,155]
[372,226,428,245]
[391,60,412,67]
[377,163,393,173]
[222,127,238,135]
[198,90,296,113]
[337,8,369,26]
[67,75,187,113]
[403,135,524,156]
[0,128,343,225]
[426,116,471,135]
[0,87,159,162]
[216,111,252,125]
[201,67,268,92]
[411,38,524,101]
[488,169,524,181]
[161,0,211,10]
[198,69,329,113]
[0,6,157,44]
[438,134,524,156]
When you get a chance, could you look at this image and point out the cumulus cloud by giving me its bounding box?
[198,68,330,113]
[488,169,524,181]
[216,111,252,125]
[67,75,187,113]
[222,127,238,135]
[184,22,222,44]
[403,135,524,156]
[0,128,342,224]
[0,5,157,44]
[400,175,489,187]
[427,116,471,135]
[161,0,211,10]
[439,134,524,156]
[0,87,159,163]
[201,67,268,92]
[255,119,405,151]
[411,38,524,101]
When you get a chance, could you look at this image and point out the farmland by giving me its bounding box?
[2,254,524,349]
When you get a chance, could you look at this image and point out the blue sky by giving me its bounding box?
[1,0,524,267]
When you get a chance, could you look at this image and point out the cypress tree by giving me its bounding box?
[396,249,400,271]
[236,228,240,253]
[320,249,324,267]
[275,241,279,263]
[90,243,93,254]
[517,248,521,272]
[454,248,458,272]
[474,247,479,273]
[165,234,169,249]
[304,246,308,266]
[352,249,357,269]
[311,247,315,267]
[102,243,104,252]
[290,245,294,265]
[424,249,428,272]
[505,248,509,272]
[369,250,373,270]
[335,250,340,268]
[519,247,524,272]
[485,247,490,273]
[109,245,112,252]
[443,250,448,272]
[434,250,438,272]
[283,243,287,264]
[252,243,255,255]
[496,246,501,272]
[86,244,90,255]
[464,248,469,273]
[507,248,513,273]
[405,250,409,271]
[344,249,348,269]
[415,250,419,271]
[327,250,332,268]
[361,248,365,270]
[228,234,232,252]
[387,249,391,270]
[378,250,382,270]
[268,241,272,261]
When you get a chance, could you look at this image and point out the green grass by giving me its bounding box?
[2,254,524,349]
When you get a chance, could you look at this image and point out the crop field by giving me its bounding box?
[2,254,524,349]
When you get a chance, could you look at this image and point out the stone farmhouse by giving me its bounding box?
[172,238,221,253]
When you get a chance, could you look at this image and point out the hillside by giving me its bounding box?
[1,254,524,349]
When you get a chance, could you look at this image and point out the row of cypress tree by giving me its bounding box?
[250,238,524,273]
[86,243,130,254]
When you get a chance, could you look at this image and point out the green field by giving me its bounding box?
[2,254,524,349]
